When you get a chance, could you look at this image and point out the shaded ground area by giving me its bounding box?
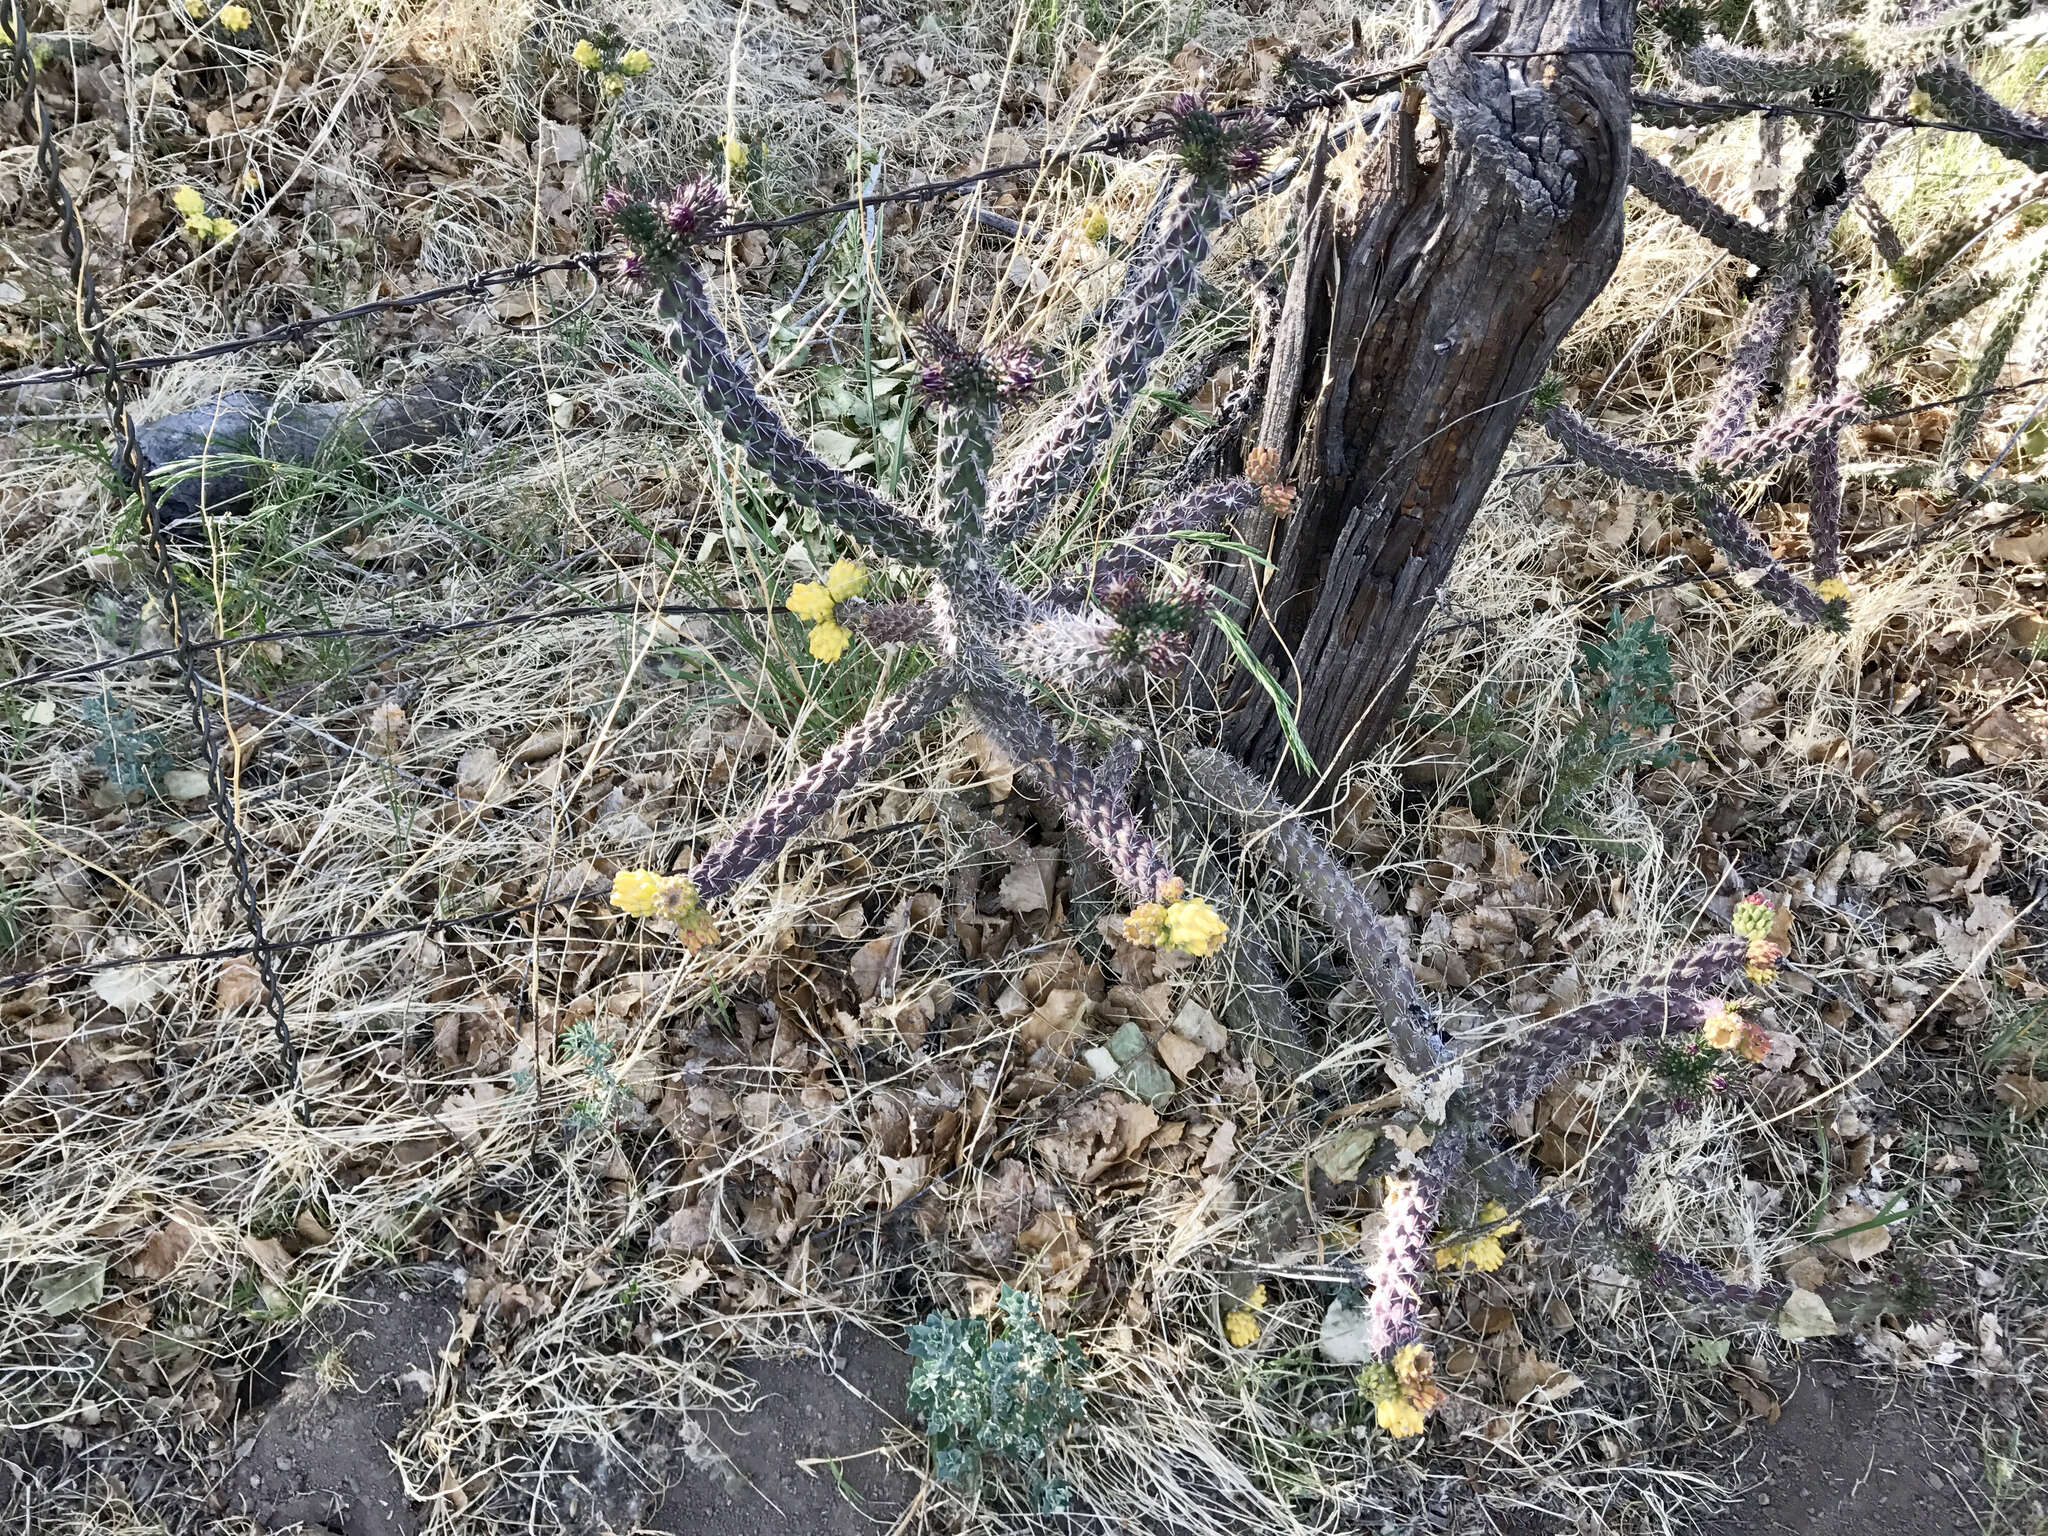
[658,1326,921,1536]
[220,1277,920,1536]
[1695,1360,1996,1536]
[230,1266,460,1536]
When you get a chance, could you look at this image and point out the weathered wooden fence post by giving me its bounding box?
[1208,0,1634,796]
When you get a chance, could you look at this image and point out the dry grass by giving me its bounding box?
[4,1,2048,1534]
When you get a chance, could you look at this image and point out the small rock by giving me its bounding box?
[1169,997,1228,1053]
[161,768,210,801]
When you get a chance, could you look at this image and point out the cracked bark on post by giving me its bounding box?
[1202,0,1632,795]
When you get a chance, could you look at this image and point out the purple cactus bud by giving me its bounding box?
[992,340,1041,399]
[663,174,729,239]
[1142,630,1190,675]
[1164,91,1277,184]
[917,322,1038,403]
[600,186,633,219]
[1096,573,1144,615]
[1166,574,1213,617]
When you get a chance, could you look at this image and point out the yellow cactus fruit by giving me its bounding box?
[807,619,851,663]
[824,558,869,603]
[786,581,836,625]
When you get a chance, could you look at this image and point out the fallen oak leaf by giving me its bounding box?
[1503,1353,1583,1406]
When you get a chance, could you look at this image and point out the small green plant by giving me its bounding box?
[907,1286,1085,1509]
[80,695,171,793]
[1440,609,1682,827]
[558,1018,622,1135]
[1548,607,1683,818]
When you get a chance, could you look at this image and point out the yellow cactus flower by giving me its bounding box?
[185,0,206,17]
[600,71,626,94]
[1360,1344,1442,1439]
[619,47,652,76]
[240,166,261,192]
[172,185,207,219]
[808,619,851,663]
[723,134,749,171]
[824,558,869,603]
[786,581,836,625]
[1435,1201,1518,1272]
[610,869,719,948]
[1081,204,1109,243]
[217,3,251,30]
[1816,576,1851,605]
[1223,1282,1265,1347]
[1375,1393,1428,1438]
[1163,895,1228,957]
[609,868,663,918]
[1700,998,1746,1052]
[207,216,236,241]
[1744,939,1783,985]
[1123,893,1227,956]
[572,37,603,70]
[1393,1342,1436,1392]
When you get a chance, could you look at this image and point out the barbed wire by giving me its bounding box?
[0,60,1421,397]
[1633,87,2048,148]
[8,30,2048,1013]
[0,251,609,395]
[2,597,740,692]
[8,61,2048,398]
[5,0,304,1116]
[10,362,2043,697]
[0,818,935,992]
[1506,371,2048,480]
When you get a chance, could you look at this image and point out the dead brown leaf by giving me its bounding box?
[1994,1065,2048,1119]
[1727,1365,1782,1423]
[216,957,262,1015]
[1503,1353,1583,1405]
[1819,1202,1893,1263]
[125,1210,201,1282]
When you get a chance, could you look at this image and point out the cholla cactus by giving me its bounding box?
[1176,747,1864,1440]
[597,100,1283,953]
[1558,0,2048,625]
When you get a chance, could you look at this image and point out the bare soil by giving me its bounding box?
[655,1326,919,1536]
[216,1274,919,1536]
[1697,1360,1994,1536]
[230,1267,461,1536]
